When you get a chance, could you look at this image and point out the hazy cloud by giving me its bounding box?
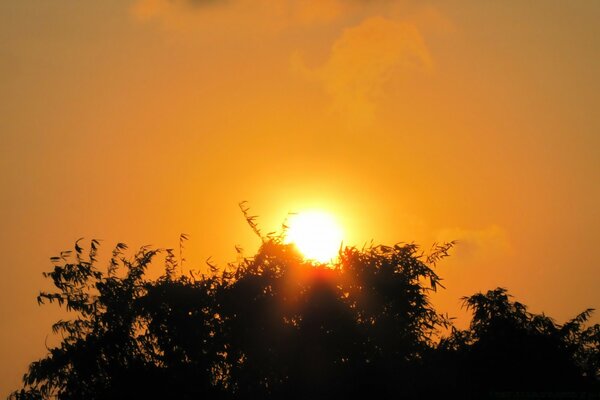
[293,16,432,126]
[131,0,451,34]
[131,0,357,30]
[130,0,445,128]
[435,225,512,261]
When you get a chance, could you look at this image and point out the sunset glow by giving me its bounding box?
[2,1,600,396]
[285,211,343,263]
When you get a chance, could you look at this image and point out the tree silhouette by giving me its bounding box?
[9,213,600,399]
[434,288,600,397]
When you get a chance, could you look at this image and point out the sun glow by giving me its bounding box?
[285,211,344,263]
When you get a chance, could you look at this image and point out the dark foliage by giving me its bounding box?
[10,216,600,399]
[433,288,600,398]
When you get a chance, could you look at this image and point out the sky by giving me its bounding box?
[1,0,599,395]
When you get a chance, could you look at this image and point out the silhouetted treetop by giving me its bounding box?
[9,219,600,399]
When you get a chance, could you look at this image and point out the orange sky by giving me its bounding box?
[1,0,599,395]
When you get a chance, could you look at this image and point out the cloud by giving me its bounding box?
[131,0,353,31]
[130,0,454,31]
[130,1,445,126]
[288,0,345,24]
[293,16,432,126]
[435,225,512,261]
[131,0,230,30]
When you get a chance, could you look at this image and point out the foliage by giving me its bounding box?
[434,288,600,396]
[9,214,600,399]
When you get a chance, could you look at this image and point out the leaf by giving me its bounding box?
[206,257,219,273]
[74,238,84,254]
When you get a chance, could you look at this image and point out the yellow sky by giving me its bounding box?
[1,0,599,395]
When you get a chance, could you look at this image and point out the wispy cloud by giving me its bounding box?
[131,0,358,30]
[435,225,512,261]
[130,0,447,127]
[293,16,432,126]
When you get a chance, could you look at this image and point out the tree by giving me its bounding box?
[436,288,600,396]
[10,241,228,400]
[9,212,600,399]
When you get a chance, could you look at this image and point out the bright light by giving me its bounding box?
[285,211,343,263]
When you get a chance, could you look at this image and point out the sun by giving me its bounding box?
[284,211,343,263]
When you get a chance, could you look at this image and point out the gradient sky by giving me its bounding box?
[1,0,599,395]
